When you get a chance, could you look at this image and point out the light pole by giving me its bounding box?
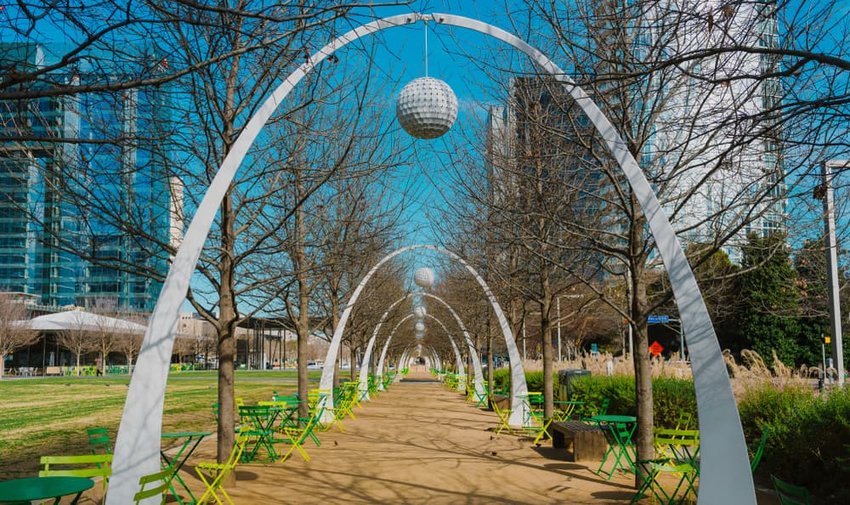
[823,160,847,385]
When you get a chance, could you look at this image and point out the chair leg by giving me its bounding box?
[533,417,554,445]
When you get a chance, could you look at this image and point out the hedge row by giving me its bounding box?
[738,384,850,503]
[491,370,850,503]
[491,369,696,427]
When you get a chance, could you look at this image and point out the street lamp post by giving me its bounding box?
[823,160,847,386]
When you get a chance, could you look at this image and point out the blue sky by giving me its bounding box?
[8,0,850,299]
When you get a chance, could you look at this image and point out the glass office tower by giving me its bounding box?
[0,42,171,313]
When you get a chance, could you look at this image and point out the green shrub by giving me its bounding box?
[492,368,511,392]
[652,378,698,428]
[738,385,850,503]
[493,371,696,428]
[492,369,560,395]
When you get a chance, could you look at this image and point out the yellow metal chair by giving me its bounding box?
[40,453,113,500]
[631,428,700,505]
[492,398,514,435]
[195,434,249,505]
[134,469,173,504]
[278,407,324,463]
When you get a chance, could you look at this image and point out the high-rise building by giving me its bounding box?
[636,0,786,260]
[0,42,174,312]
[489,1,786,264]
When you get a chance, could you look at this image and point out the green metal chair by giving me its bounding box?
[771,474,811,505]
[134,469,173,504]
[581,397,609,422]
[750,426,771,473]
[87,427,112,455]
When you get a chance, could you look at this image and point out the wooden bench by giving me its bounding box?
[45,366,63,376]
[550,421,607,462]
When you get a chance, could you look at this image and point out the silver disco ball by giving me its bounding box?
[413,306,427,318]
[396,77,458,139]
[413,267,435,289]
[415,321,426,332]
[415,330,424,340]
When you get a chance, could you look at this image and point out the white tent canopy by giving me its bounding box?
[19,310,147,334]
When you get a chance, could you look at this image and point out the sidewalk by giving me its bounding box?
[203,369,640,504]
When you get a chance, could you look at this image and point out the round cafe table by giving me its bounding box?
[0,476,94,504]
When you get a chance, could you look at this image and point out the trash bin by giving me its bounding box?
[558,369,591,400]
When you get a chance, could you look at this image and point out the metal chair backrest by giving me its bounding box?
[133,469,171,504]
[654,428,700,462]
[750,426,771,473]
[771,474,811,505]
[87,427,111,455]
[598,398,610,416]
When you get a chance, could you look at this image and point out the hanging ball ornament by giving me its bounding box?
[396,77,458,139]
[415,330,424,341]
[415,321,426,333]
[413,267,435,289]
[413,306,427,318]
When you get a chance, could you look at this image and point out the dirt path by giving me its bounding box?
[81,366,778,504]
[200,367,638,504]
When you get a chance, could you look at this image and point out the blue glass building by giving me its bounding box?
[0,42,171,313]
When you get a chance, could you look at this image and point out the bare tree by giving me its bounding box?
[57,326,94,376]
[114,332,144,374]
[0,294,38,379]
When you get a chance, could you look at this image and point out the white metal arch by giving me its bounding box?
[107,13,754,504]
[423,313,466,391]
[357,295,411,401]
[370,312,464,387]
[360,292,484,399]
[420,292,484,395]
[317,244,529,428]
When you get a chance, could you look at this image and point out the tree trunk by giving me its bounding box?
[0,354,5,379]
[214,26,243,466]
[350,345,356,381]
[630,206,654,488]
[540,272,554,420]
[75,351,81,376]
[294,170,311,421]
[487,318,494,395]
[217,189,238,465]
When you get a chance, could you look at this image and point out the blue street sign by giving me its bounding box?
[648,314,670,324]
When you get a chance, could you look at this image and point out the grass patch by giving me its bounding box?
[0,370,321,478]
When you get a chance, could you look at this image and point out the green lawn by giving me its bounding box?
[0,370,322,478]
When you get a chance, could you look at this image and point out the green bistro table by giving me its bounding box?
[259,400,299,429]
[238,405,283,462]
[589,414,637,480]
[0,476,94,504]
[161,431,213,504]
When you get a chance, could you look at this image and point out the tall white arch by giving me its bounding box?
[108,13,754,504]
[357,295,410,401]
[318,244,529,428]
[421,293,484,396]
[360,292,484,398]
[423,313,466,392]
